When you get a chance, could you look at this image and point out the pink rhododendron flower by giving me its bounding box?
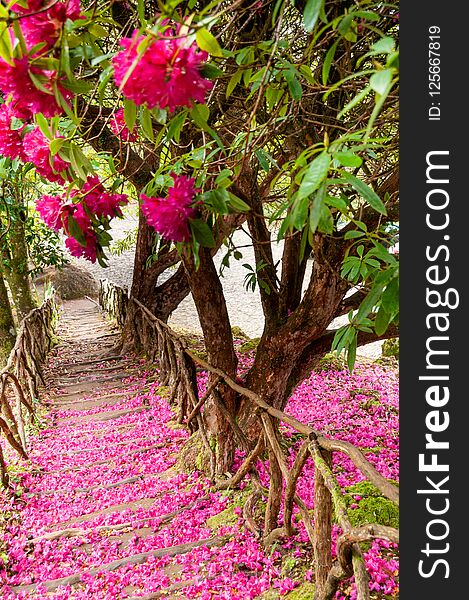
[35,195,65,231]
[0,57,68,117]
[74,175,129,219]
[141,174,199,242]
[113,30,213,111]
[35,177,128,263]
[0,103,27,161]
[65,230,98,263]
[12,0,82,51]
[110,108,137,141]
[22,127,69,183]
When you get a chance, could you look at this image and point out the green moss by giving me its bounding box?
[206,489,251,531]
[285,582,316,599]
[344,480,399,529]
[239,338,261,353]
[315,352,345,372]
[154,385,170,397]
[206,506,239,530]
[257,579,315,599]
[231,326,251,340]
[174,431,211,475]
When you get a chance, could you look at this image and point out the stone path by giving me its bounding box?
[0,299,292,599]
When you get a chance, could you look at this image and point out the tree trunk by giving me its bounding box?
[0,271,16,366]
[182,247,238,475]
[2,217,36,320]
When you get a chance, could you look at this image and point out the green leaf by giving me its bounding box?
[371,36,395,54]
[325,196,348,211]
[215,169,233,186]
[333,151,362,168]
[292,195,309,230]
[287,75,302,101]
[341,172,387,215]
[139,107,154,141]
[166,111,187,143]
[190,103,210,128]
[196,28,223,57]
[35,113,53,140]
[344,230,365,240]
[374,306,392,336]
[226,69,243,98]
[347,332,357,371]
[67,214,87,247]
[89,23,109,38]
[49,138,65,157]
[322,40,338,85]
[228,193,250,212]
[309,181,327,234]
[207,188,230,214]
[304,0,324,32]
[98,66,113,102]
[337,85,372,119]
[370,69,393,95]
[298,152,331,200]
[356,282,385,322]
[124,99,137,132]
[255,148,271,172]
[137,0,147,26]
[189,219,216,247]
[0,23,13,65]
[381,276,399,314]
[68,145,89,181]
[200,63,224,79]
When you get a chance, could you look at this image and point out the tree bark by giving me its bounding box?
[2,217,36,320]
[182,247,238,475]
[0,271,16,365]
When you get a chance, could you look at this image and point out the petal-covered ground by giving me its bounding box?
[0,299,399,599]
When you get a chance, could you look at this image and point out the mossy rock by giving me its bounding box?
[239,338,261,353]
[315,352,346,372]
[231,326,251,341]
[34,264,98,300]
[374,355,399,369]
[344,480,399,529]
[173,431,212,475]
[381,338,399,359]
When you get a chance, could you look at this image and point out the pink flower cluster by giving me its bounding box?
[0,104,26,162]
[0,57,69,119]
[22,127,69,183]
[12,0,82,51]
[0,1,80,121]
[113,29,213,112]
[35,176,128,262]
[109,108,137,142]
[141,173,199,242]
[0,105,70,181]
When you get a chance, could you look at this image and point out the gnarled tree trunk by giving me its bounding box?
[182,247,238,475]
[0,271,16,366]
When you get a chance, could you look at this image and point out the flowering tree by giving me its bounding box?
[0,0,399,473]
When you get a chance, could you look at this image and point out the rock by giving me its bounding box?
[34,264,99,300]
[381,337,399,360]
